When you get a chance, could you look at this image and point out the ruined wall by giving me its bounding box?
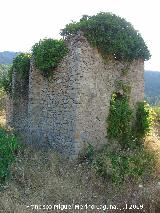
[6,34,144,157]
[71,36,144,155]
[6,70,29,135]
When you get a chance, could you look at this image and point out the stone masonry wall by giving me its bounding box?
[6,33,144,157]
[69,35,144,155]
[6,70,29,135]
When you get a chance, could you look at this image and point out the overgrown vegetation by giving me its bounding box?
[0,67,13,94]
[61,12,150,61]
[93,147,156,185]
[0,146,159,212]
[0,53,30,94]
[32,38,68,77]
[0,126,22,184]
[135,101,155,139]
[0,65,11,94]
[107,93,133,149]
[88,92,157,185]
[0,11,159,210]
[12,53,31,78]
[153,106,160,123]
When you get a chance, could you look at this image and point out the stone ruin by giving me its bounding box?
[6,33,144,158]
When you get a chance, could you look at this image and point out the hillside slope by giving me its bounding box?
[0,51,20,65]
[144,71,160,105]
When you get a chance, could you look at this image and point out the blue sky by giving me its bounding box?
[0,0,159,71]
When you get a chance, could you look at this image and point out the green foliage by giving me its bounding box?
[0,64,11,76]
[0,66,13,94]
[107,94,155,149]
[61,12,150,61]
[32,38,68,77]
[95,94,157,185]
[0,126,22,184]
[107,93,133,148]
[93,147,156,185]
[153,106,160,123]
[135,101,155,138]
[12,53,31,78]
[0,54,30,94]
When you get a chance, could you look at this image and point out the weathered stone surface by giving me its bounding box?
[6,33,144,157]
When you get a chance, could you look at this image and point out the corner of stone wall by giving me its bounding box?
[7,68,30,136]
[5,33,145,158]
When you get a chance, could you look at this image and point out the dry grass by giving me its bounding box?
[0,142,160,213]
[0,114,160,212]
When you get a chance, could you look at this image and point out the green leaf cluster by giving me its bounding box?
[61,12,150,61]
[12,53,31,78]
[135,101,155,138]
[0,53,31,94]
[32,39,68,77]
[107,93,133,148]
[0,126,22,184]
[91,94,156,185]
[152,106,160,123]
[0,67,13,94]
[93,147,156,185]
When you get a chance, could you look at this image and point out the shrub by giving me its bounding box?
[0,126,22,184]
[0,66,13,94]
[152,106,160,123]
[107,93,133,148]
[135,101,155,139]
[32,38,68,77]
[12,53,31,78]
[0,53,31,94]
[61,12,150,61]
[93,147,157,185]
